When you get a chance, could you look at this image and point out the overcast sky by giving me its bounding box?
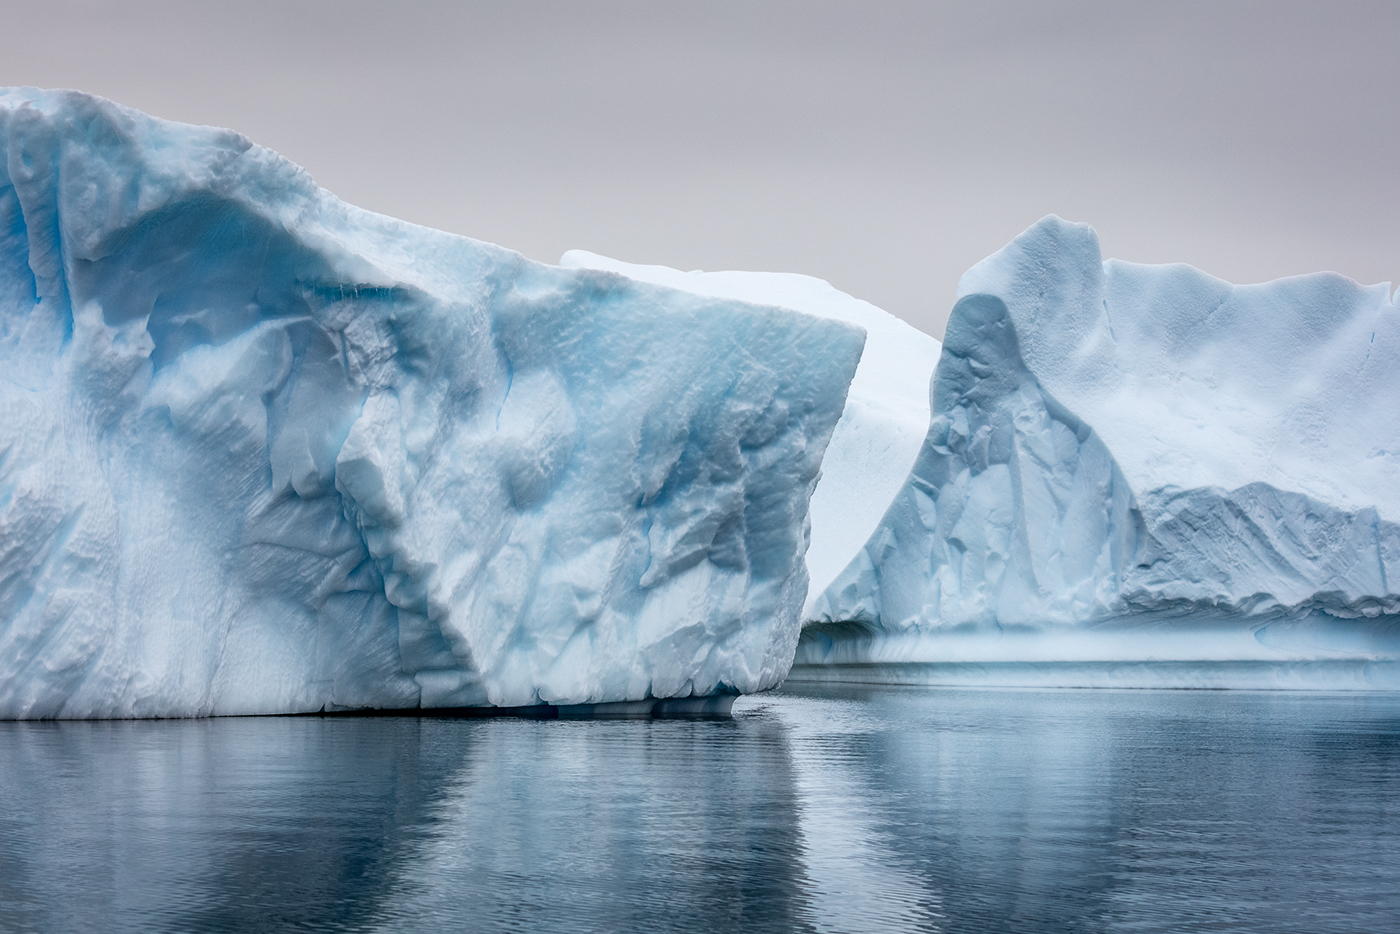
[3,0,1396,336]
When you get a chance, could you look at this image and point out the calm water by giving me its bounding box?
[2,685,1399,933]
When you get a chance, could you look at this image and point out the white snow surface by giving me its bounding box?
[959,216,1400,517]
[558,251,941,617]
[0,89,864,718]
[806,217,1400,685]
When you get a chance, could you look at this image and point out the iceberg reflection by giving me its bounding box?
[2,686,1400,932]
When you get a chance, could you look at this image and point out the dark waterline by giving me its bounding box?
[2,685,1398,933]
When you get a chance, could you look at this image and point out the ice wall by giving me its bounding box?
[557,251,941,616]
[804,217,1400,687]
[810,292,1138,631]
[0,89,864,718]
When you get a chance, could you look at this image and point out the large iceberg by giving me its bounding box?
[0,89,865,718]
[801,217,1400,689]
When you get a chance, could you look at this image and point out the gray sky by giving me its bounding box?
[2,0,1397,336]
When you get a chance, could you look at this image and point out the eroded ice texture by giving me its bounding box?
[558,251,941,616]
[0,89,864,718]
[805,217,1400,686]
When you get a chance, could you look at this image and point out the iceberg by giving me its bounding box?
[557,252,942,617]
[0,89,865,718]
[801,217,1400,689]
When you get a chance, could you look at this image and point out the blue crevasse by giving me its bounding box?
[0,89,864,718]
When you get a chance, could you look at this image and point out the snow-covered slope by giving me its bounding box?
[803,217,1400,688]
[558,252,941,616]
[0,89,864,718]
[959,217,1400,516]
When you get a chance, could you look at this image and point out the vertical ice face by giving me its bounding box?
[810,292,1139,632]
[0,89,865,718]
[557,251,942,617]
[807,217,1400,679]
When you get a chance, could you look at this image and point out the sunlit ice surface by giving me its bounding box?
[2,684,1399,933]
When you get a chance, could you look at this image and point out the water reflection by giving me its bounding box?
[0,718,466,932]
[1,687,1399,933]
[778,685,1400,933]
[365,716,810,932]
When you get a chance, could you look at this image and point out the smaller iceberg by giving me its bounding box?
[800,217,1400,690]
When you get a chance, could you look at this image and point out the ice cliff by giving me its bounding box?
[556,252,942,618]
[0,89,865,718]
[803,217,1400,688]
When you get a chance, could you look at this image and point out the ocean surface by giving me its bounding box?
[2,684,1398,933]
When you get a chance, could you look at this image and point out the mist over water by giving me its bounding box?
[3,685,1398,933]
